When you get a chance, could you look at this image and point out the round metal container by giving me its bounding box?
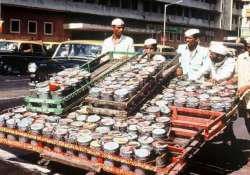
[87,115,101,123]
[77,134,92,146]
[76,114,87,122]
[134,148,151,162]
[145,106,161,117]
[211,103,225,112]
[120,145,134,158]
[95,126,111,135]
[0,115,6,127]
[53,128,68,141]
[6,119,16,129]
[46,115,60,123]
[156,116,170,126]
[70,121,84,128]
[103,141,119,153]
[114,88,129,102]
[186,97,199,108]
[127,124,138,134]
[100,89,114,101]
[138,126,153,136]
[152,140,168,154]
[113,136,129,145]
[17,120,29,131]
[90,140,103,163]
[114,121,128,132]
[138,136,154,146]
[65,132,77,144]
[89,87,102,98]
[30,123,44,135]
[151,122,165,129]
[42,126,54,138]
[152,128,166,139]
[100,118,115,128]
[174,98,186,107]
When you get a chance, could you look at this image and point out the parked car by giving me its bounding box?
[0,40,49,74]
[134,43,176,59]
[43,41,60,57]
[28,40,103,83]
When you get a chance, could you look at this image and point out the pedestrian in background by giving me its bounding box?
[176,28,210,82]
[143,38,165,62]
[101,18,134,62]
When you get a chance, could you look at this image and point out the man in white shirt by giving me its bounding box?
[177,28,210,82]
[101,18,134,62]
[143,38,165,62]
[227,41,250,134]
[208,43,235,84]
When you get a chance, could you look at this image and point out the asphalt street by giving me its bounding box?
[0,75,250,175]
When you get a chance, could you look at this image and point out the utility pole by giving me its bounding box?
[163,0,183,45]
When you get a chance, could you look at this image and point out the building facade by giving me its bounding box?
[0,0,245,46]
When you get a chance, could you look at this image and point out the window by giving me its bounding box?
[176,33,181,41]
[110,0,120,7]
[10,19,20,33]
[44,22,53,35]
[28,20,37,34]
[143,0,151,12]
[20,43,32,54]
[32,44,43,53]
[99,0,109,5]
[169,32,174,41]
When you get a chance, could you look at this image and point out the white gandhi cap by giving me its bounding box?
[111,18,124,26]
[185,28,200,37]
[209,43,228,56]
[144,38,157,46]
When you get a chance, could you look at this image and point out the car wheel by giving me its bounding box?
[5,65,14,74]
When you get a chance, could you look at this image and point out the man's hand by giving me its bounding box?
[237,85,250,96]
[176,67,183,76]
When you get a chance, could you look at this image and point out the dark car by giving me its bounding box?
[28,40,103,84]
[0,40,49,74]
[43,41,60,57]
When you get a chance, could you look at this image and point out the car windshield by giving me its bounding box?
[55,43,102,58]
[0,41,18,51]
[134,46,144,53]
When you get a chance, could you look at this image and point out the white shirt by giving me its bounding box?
[210,57,235,82]
[101,35,134,60]
[236,52,250,88]
[236,52,250,109]
[177,44,210,82]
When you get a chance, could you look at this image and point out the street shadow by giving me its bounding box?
[0,158,41,175]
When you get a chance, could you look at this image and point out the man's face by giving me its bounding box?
[112,25,124,37]
[185,36,198,48]
[247,45,250,54]
[143,45,156,54]
[209,51,224,63]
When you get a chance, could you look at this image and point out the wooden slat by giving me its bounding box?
[174,115,211,124]
[171,127,198,138]
[171,120,208,129]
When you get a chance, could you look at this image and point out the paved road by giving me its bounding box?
[0,75,30,111]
